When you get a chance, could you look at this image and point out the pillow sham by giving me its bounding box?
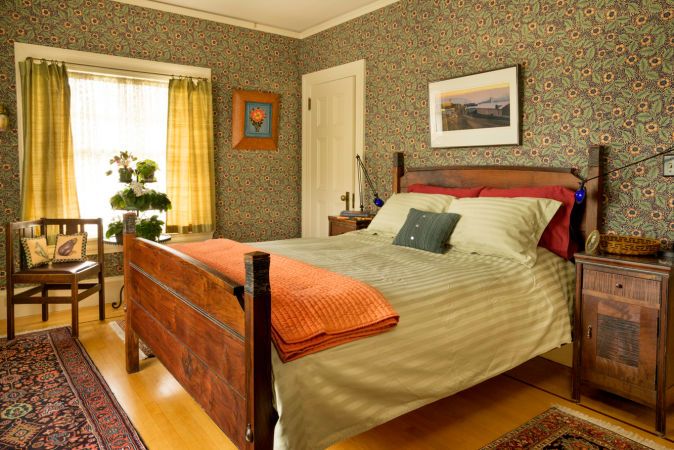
[447,197,561,267]
[367,193,455,235]
[480,186,577,259]
[408,184,483,198]
[53,233,88,262]
[393,208,461,253]
[21,236,51,268]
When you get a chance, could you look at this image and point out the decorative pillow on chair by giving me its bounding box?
[53,233,88,262]
[393,208,461,253]
[21,237,51,268]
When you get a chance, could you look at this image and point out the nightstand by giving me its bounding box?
[328,216,372,236]
[573,252,674,435]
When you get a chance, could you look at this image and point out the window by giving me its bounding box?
[68,71,169,231]
[15,43,214,243]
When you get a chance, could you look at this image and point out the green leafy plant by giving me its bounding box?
[136,215,164,241]
[105,220,124,240]
[110,187,172,212]
[136,159,159,182]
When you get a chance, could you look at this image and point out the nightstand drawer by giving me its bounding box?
[583,268,660,305]
[328,216,373,236]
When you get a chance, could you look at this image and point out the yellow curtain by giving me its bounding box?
[166,78,215,234]
[19,58,80,220]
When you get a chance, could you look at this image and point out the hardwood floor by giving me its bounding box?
[3,306,673,449]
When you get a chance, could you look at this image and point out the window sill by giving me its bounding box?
[166,231,214,245]
[87,231,213,255]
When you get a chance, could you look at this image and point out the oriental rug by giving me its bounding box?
[0,327,146,449]
[481,405,669,449]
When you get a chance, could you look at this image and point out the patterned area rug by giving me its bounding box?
[482,406,669,449]
[108,319,155,359]
[0,327,146,449]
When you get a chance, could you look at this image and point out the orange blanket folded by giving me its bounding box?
[173,239,399,362]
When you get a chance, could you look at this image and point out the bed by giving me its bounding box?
[123,146,603,449]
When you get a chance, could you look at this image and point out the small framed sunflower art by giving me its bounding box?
[232,89,280,150]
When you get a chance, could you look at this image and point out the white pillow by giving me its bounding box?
[367,193,454,235]
[447,197,561,267]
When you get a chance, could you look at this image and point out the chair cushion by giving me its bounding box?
[17,260,98,275]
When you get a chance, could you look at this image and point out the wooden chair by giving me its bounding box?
[5,218,105,339]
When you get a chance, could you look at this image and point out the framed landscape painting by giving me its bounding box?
[429,66,520,148]
[232,89,280,150]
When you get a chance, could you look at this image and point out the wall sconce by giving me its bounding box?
[0,105,9,132]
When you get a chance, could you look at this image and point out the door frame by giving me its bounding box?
[301,59,365,237]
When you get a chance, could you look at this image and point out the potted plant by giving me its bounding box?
[109,187,172,212]
[136,215,164,242]
[136,159,159,183]
[106,151,172,244]
[105,220,124,244]
[105,150,137,183]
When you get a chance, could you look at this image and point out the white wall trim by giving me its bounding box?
[112,0,300,38]
[301,59,366,237]
[298,0,400,39]
[112,0,400,39]
[0,276,124,321]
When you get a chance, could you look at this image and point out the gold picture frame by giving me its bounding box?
[232,89,280,150]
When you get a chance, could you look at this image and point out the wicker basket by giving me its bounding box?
[599,234,660,256]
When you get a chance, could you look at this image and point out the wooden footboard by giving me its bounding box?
[122,213,276,449]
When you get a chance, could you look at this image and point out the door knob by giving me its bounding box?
[340,191,350,210]
[586,325,592,339]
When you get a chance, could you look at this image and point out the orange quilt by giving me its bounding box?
[173,239,399,362]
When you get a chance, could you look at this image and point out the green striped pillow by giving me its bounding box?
[447,197,561,266]
[393,208,461,253]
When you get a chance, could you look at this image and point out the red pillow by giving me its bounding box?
[408,184,483,198]
[479,186,577,259]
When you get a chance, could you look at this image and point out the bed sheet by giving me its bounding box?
[253,230,575,450]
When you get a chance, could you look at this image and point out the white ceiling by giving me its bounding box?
[119,0,398,38]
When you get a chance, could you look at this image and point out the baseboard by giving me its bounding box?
[0,276,124,321]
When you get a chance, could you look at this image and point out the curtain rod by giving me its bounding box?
[25,57,209,80]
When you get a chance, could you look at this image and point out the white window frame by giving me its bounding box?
[13,43,214,252]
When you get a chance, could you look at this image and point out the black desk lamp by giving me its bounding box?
[575,144,674,204]
[356,155,384,210]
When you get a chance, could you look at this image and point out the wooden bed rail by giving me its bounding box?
[123,213,276,449]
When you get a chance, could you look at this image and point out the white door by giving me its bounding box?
[302,60,365,238]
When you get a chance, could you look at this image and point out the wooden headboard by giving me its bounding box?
[391,145,604,248]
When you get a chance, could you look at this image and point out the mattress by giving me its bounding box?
[253,230,575,450]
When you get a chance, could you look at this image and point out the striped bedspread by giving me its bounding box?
[253,230,575,450]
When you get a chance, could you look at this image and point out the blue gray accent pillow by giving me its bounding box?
[393,208,461,253]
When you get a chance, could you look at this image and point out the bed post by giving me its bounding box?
[583,144,604,234]
[244,251,275,450]
[572,144,604,402]
[392,152,404,193]
[123,212,140,374]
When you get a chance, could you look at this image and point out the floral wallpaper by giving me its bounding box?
[0,0,302,280]
[300,0,674,248]
[0,0,672,286]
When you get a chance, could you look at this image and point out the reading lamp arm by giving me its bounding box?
[575,144,674,203]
